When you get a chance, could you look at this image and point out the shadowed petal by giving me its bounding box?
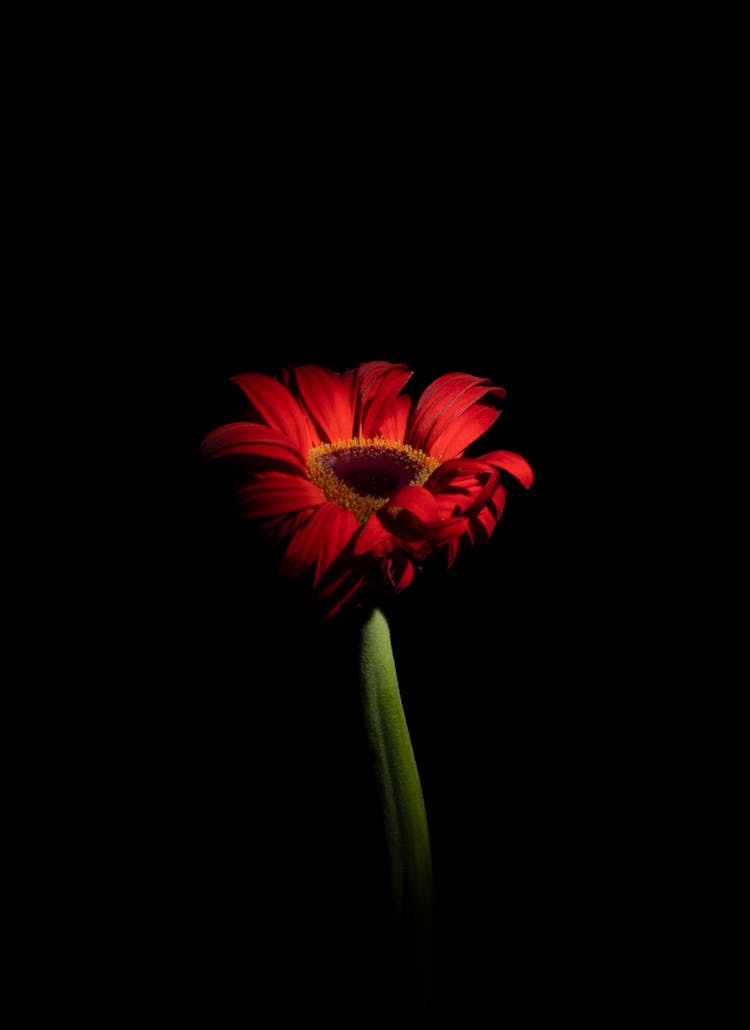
[260,508,317,544]
[353,512,394,557]
[381,554,415,592]
[199,422,308,474]
[280,501,360,588]
[231,373,316,453]
[315,538,372,616]
[235,474,326,518]
[466,484,508,546]
[487,484,508,525]
[319,567,369,618]
[445,537,462,568]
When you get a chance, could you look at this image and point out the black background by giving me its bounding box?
[26,12,734,1022]
[61,38,676,1024]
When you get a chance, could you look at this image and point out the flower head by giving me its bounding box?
[200,361,533,617]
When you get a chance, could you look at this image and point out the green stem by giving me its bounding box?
[358,605,433,1024]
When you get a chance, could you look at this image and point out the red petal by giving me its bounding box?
[426,457,495,492]
[445,536,462,568]
[234,473,325,518]
[353,513,393,557]
[279,502,360,588]
[388,485,441,523]
[381,554,415,592]
[427,404,501,461]
[434,492,463,520]
[395,559,415,592]
[378,395,412,441]
[481,450,534,488]
[199,422,308,474]
[355,362,413,439]
[407,373,506,455]
[427,458,499,519]
[464,468,500,518]
[261,508,315,544]
[309,505,361,590]
[489,483,508,518]
[421,517,468,545]
[230,373,316,454]
[472,495,504,543]
[287,365,355,443]
[320,565,369,618]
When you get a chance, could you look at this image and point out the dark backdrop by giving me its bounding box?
[99,64,630,1024]
[35,15,713,1023]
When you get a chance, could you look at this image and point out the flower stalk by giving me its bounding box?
[358,605,433,1024]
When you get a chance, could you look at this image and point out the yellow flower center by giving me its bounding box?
[307,437,440,522]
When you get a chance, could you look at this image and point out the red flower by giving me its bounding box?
[200,362,533,617]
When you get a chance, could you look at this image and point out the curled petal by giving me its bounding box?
[463,468,500,518]
[353,512,394,558]
[432,490,460,519]
[388,485,441,523]
[420,517,469,546]
[481,450,534,488]
[488,483,508,519]
[381,554,416,592]
[427,458,499,520]
[461,484,507,549]
[473,484,507,542]
[426,457,493,494]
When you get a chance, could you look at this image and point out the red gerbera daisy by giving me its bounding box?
[200,361,533,617]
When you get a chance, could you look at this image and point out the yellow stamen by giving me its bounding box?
[307,437,440,523]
